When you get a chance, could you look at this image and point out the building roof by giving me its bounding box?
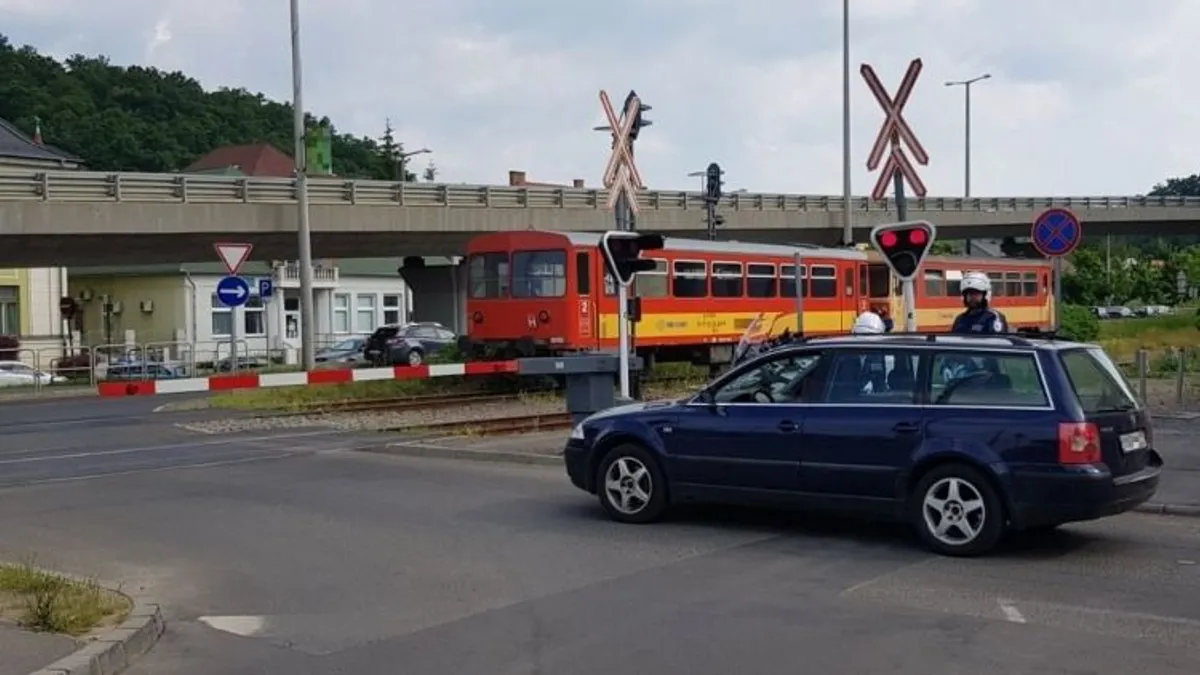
[0,117,83,164]
[184,143,295,177]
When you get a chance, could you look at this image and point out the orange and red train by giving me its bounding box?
[460,230,1055,367]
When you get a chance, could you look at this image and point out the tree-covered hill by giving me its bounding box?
[0,35,419,179]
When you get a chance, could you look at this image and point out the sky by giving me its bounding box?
[3,0,1199,197]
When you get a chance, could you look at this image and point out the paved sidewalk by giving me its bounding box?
[0,619,76,675]
[1152,421,1200,510]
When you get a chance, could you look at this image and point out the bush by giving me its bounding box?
[0,335,18,360]
[1058,304,1100,342]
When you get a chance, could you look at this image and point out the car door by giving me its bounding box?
[798,347,927,504]
[664,348,825,494]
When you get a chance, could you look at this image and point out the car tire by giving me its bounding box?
[406,350,424,367]
[595,443,668,524]
[911,463,1005,557]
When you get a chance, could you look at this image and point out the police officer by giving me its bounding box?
[852,311,887,335]
[851,311,889,393]
[952,271,1009,334]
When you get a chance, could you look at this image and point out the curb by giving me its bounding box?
[22,570,166,675]
[1133,501,1200,518]
[358,442,562,467]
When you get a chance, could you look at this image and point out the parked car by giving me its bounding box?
[364,322,457,367]
[103,361,187,381]
[315,337,368,365]
[0,361,67,387]
[562,333,1162,557]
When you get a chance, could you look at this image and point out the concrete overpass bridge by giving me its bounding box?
[1,169,1199,266]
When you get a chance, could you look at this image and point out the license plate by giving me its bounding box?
[1120,430,1147,453]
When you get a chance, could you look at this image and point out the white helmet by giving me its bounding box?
[961,271,991,295]
[852,311,886,335]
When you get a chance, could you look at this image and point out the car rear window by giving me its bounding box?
[1059,347,1140,413]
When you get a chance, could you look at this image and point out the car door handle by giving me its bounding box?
[893,422,921,434]
[777,420,798,433]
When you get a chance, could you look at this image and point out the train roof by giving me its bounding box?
[558,231,868,261]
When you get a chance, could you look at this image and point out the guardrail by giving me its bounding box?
[1,169,1198,213]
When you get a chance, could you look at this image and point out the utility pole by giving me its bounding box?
[841,0,853,246]
[289,0,316,370]
[945,73,990,255]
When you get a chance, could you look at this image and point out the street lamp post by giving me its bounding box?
[289,0,316,370]
[945,73,990,255]
[397,148,431,181]
[841,0,852,246]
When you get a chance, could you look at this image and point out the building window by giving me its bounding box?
[356,294,377,333]
[243,295,265,336]
[210,293,233,337]
[333,293,350,333]
[383,294,402,325]
[0,286,18,335]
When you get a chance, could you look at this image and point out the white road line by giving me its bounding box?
[0,452,301,488]
[198,615,268,637]
[0,430,340,466]
[998,598,1027,624]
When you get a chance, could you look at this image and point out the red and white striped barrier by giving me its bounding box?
[96,361,521,397]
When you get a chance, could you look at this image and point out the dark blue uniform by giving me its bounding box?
[951,308,1009,334]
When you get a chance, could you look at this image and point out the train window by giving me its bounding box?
[747,263,777,298]
[1022,272,1038,297]
[946,270,963,296]
[780,264,807,298]
[672,260,708,298]
[576,252,591,295]
[924,269,945,296]
[468,253,510,298]
[1005,272,1022,297]
[987,272,1005,297]
[512,250,567,298]
[867,264,891,297]
[635,259,669,298]
[843,267,854,297]
[810,265,837,298]
[711,262,744,297]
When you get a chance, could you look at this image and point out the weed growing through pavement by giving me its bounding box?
[0,556,129,635]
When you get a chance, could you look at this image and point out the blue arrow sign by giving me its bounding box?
[257,277,274,300]
[216,276,250,307]
[1031,208,1082,257]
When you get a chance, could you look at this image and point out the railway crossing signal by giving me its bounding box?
[600,90,648,214]
[600,231,664,286]
[862,59,929,207]
[870,220,937,333]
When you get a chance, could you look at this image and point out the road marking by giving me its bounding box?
[998,598,1026,623]
[0,430,339,466]
[0,452,301,488]
[198,615,267,637]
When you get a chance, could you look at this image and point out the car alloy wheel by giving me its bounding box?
[407,350,423,366]
[596,444,668,524]
[604,456,653,516]
[912,464,1004,557]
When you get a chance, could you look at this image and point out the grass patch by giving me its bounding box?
[1097,314,1198,363]
[209,377,477,411]
[0,558,130,636]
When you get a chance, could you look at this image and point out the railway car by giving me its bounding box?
[460,230,1054,368]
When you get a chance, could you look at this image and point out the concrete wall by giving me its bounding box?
[0,266,72,366]
[69,274,189,347]
[400,261,466,334]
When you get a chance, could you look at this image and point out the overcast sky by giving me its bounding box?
[4,0,1198,196]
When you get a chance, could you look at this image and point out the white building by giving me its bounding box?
[69,259,417,364]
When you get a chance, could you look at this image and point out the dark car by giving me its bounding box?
[316,337,368,365]
[364,322,457,367]
[563,333,1162,557]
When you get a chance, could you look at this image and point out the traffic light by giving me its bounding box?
[624,90,652,141]
[704,162,723,203]
[601,231,665,286]
[869,220,937,280]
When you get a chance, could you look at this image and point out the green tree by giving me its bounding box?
[422,162,438,182]
[1148,174,1200,197]
[0,35,410,179]
[376,119,417,181]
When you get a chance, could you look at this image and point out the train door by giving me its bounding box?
[841,264,857,331]
[574,250,599,350]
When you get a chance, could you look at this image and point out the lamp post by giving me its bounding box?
[841,0,852,246]
[397,148,431,180]
[289,0,316,370]
[945,73,990,255]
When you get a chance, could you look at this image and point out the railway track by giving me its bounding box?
[259,391,529,417]
[383,411,576,437]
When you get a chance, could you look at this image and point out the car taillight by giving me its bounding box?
[1058,422,1101,465]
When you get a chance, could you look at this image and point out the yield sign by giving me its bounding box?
[599,90,644,214]
[214,242,254,275]
[862,58,929,200]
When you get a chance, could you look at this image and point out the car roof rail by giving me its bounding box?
[797,330,1058,348]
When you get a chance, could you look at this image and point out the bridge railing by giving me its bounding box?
[1,169,1198,213]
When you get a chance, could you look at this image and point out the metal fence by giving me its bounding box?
[1118,348,1200,412]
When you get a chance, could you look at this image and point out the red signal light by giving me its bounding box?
[879,231,898,248]
[907,228,927,245]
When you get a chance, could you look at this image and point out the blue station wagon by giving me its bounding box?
[563,334,1163,556]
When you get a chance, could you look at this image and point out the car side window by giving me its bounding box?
[709,351,823,404]
[821,349,921,404]
[930,351,1048,407]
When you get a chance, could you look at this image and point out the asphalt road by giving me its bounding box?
[1,401,1200,675]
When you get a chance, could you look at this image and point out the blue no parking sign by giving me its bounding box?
[1031,208,1082,257]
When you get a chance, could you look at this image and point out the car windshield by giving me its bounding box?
[710,353,821,402]
[1059,347,1140,413]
